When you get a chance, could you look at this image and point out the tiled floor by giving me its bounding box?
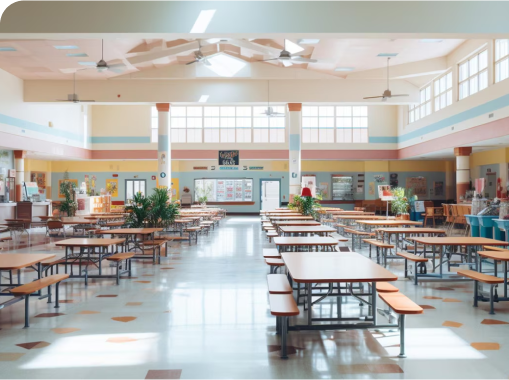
[1,216,509,378]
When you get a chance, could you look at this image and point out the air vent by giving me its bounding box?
[489,113,494,118]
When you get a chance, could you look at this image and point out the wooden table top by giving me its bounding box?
[84,215,124,220]
[478,250,509,260]
[273,237,339,246]
[408,237,509,246]
[282,251,398,283]
[55,238,126,247]
[271,221,322,226]
[174,219,194,223]
[96,228,163,234]
[376,227,446,235]
[328,211,375,215]
[61,219,98,225]
[263,213,302,217]
[269,216,315,220]
[280,226,337,234]
[334,215,386,220]
[0,253,56,270]
[262,210,300,214]
[357,220,423,226]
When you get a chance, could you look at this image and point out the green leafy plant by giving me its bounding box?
[59,171,77,217]
[196,182,213,204]
[288,194,321,219]
[391,187,410,215]
[125,188,180,228]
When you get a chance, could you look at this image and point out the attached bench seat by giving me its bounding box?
[266,258,285,274]
[397,252,429,285]
[268,292,299,359]
[267,274,292,294]
[106,252,134,284]
[9,274,69,328]
[139,239,167,264]
[378,292,423,358]
[267,232,279,243]
[457,269,504,314]
[263,248,281,259]
[482,246,509,252]
[364,239,395,266]
[376,282,399,293]
[344,228,375,250]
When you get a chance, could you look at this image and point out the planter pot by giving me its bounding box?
[397,214,410,220]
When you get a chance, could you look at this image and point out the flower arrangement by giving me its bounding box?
[183,186,190,193]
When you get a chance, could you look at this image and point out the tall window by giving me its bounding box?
[252,106,285,143]
[408,85,431,123]
[170,106,188,143]
[495,39,509,83]
[151,106,158,143]
[459,49,488,100]
[434,72,453,111]
[125,179,146,203]
[302,106,368,143]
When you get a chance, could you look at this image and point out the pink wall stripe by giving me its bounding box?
[303,150,398,160]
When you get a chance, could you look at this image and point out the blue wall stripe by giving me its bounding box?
[398,92,509,143]
[369,136,398,144]
[0,113,83,142]
[289,134,301,151]
[90,136,151,144]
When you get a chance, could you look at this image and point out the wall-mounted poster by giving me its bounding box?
[390,173,399,187]
[368,182,375,196]
[433,181,444,197]
[106,179,119,197]
[406,177,427,197]
[225,180,234,200]
[317,182,329,200]
[58,179,78,198]
[30,172,46,189]
[218,150,239,166]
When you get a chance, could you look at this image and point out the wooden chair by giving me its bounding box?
[422,207,444,227]
[46,220,66,238]
[442,204,453,234]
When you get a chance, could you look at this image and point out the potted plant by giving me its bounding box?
[125,188,180,229]
[391,187,410,220]
[196,182,213,206]
[288,187,321,219]
[59,171,78,217]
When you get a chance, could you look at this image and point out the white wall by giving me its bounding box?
[0,68,85,148]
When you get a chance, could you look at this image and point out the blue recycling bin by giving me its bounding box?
[477,215,500,239]
[494,219,509,242]
[465,215,480,237]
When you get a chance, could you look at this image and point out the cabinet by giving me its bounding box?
[332,176,354,200]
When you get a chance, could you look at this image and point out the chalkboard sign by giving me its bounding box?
[218,150,239,166]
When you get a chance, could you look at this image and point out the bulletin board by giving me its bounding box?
[406,177,427,197]
[106,179,119,197]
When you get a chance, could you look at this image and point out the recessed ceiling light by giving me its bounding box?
[335,67,355,72]
[78,61,96,66]
[198,95,209,103]
[377,53,398,57]
[285,40,304,54]
[54,45,79,50]
[205,53,247,77]
[297,39,320,45]
[190,10,216,33]
[0,47,16,52]
[67,53,88,57]
[420,39,443,43]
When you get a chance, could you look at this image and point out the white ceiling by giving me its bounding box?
[0,38,465,80]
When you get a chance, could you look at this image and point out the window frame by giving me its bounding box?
[408,84,431,124]
[433,71,453,112]
[458,49,488,100]
[151,106,158,143]
[301,105,368,144]
[495,39,509,83]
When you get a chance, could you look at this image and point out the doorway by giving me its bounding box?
[125,179,147,203]
[260,179,280,211]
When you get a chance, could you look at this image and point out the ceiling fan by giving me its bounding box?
[363,57,409,101]
[261,81,284,117]
[56,71,95,103]
[93,39,127,73]
[185,40,211,66]
[260,40,317,67]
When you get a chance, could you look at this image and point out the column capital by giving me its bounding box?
[13,150,26,159]
[156,103,170,112]
[287,103,302,112]
[454,147,472,157]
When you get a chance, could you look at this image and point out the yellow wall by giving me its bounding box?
[470,148,507,168]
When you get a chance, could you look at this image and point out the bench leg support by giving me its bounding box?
[473,280,478,307]
[280,316,289,359]
[490,284,496,315]
[23,296,30,328]
[54,282,60,309]
[398,314,406,358]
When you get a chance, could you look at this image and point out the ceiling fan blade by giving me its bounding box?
[290,57,317,63]
[281,60,293,67]
[363,96,384,99]
[381,97,388,102]
[108,63,126,69]
[56,100,72,102]
[390,94,410,97]
[259,58,279,62]
[203,59,212,66]
[186,60,199,65]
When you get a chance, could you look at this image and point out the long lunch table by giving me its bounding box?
[357,219,422,231]
[54,238,126,284]
[269,216,315,222]
[477,250,509,301]
[273,236,339,252]
[377,227,447,253]
[61,218,99,236]
[282,251,398,329]
[271,220,321,234]
[334,215,386,226]
[279,225,338,237]
[95,228,163,263]
[0,253,56,297]
[407,236,509,282]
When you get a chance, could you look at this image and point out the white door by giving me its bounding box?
[261,180,280,211]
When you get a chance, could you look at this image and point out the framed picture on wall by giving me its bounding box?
[433,181,444,197]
